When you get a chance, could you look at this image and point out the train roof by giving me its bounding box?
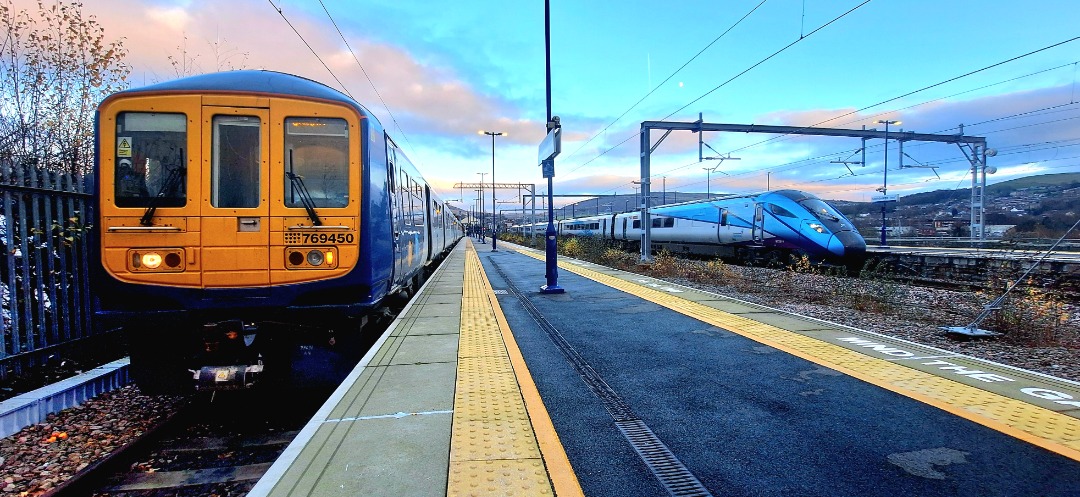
[646,189,817,210]
[104,70,380,125]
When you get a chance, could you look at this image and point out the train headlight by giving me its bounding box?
[285,247,338,269]
[141,252,163,268]
[808,223,826,234]
[128,249,185,272]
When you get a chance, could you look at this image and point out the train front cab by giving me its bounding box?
[96,93,369,392]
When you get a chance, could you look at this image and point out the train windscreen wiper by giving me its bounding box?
[286,171,323,227]
[140,150,186,227]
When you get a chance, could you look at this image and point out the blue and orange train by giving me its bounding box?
[91,70,462,393]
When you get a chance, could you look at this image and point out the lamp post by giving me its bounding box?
[476,172,487,240]
[480,130,505,251]
[877,119,900,246]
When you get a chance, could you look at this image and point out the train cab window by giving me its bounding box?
[768,204,796,218]
[211,115,261,208]
[284,117,349,208]
[114,112,187,208]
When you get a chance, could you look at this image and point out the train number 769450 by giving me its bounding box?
[301,233,354,244]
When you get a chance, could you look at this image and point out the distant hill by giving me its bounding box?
[832,173,1080,238]
[891,172,1080,206]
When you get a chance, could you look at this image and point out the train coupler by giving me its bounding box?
[194,363,264,391]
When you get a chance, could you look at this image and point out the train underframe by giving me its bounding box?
[619,238,861,271]
[122,270,433,395]
[124,308,378,395]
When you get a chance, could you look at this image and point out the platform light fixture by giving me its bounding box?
[479,130,505,251]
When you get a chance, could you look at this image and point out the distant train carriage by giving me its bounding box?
[522,190,864,266]
[91,70,462,393]
[615,190,865,265]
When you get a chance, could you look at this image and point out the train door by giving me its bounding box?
[386,143,406,286]
[424,187,434,260]
[200,106,271,287]
[752,203,764,243]
[716,207,727,243]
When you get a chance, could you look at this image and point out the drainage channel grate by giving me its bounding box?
[491,261,716,497]
[617,419,713,497]
[492,289,509,295]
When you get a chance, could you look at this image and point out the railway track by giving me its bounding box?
[46,390,321,497]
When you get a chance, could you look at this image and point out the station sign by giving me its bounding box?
[871,193,899,203]
[538,127,561,166]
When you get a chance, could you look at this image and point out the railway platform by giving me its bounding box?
[249,238,1080,497]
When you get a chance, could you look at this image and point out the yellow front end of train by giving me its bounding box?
[98,93,362,288]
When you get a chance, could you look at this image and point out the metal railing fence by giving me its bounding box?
[0,160,95,380]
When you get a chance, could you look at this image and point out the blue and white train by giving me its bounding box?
[514,190,866,266]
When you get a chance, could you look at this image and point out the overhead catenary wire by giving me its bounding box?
[270,0,433,184]
[560,0,770,165]
[580,46,1080,201]
[315,0,417,153]
[565,0,873,177]
[266,0,354,100]
[569,33,1080,188]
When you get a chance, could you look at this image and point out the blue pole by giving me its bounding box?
[541,0,563,293]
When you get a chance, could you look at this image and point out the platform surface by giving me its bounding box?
[251,239,1080,496]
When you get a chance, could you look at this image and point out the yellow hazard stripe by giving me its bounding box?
[447,241,583,496]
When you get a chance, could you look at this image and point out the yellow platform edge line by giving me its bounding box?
[472,246,585,497]
[446,241,583,497]
[511,246,1080,462]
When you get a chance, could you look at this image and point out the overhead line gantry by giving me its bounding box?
[636,116,992,262]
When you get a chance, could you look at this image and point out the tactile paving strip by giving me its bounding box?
[513,247,1080,462]
[446,244,556,497]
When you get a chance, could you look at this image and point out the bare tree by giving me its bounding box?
[167,32,249,79]
[0,0,129,176]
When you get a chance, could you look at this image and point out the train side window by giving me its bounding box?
[633,220,641,229]
[211,115,261,208]
[652,218,661,228]
[284,117,349,208]
[664,217,674,228]
[114,112,187,208]
[769,203,797,218]
[720,209,728,226]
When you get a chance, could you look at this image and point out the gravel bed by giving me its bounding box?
[0,387,186,495]
[0,265,1077,496]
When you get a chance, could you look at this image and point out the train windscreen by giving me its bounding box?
[114,112,187,208]
[799,198,848,228]
[285,117,349,208]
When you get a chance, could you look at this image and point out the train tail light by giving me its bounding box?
[285,247,338,269]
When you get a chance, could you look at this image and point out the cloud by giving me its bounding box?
[23,0,547,147]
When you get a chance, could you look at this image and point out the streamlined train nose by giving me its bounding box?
[828,230,867,258]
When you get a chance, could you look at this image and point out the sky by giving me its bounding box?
[13,0,1080,210]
